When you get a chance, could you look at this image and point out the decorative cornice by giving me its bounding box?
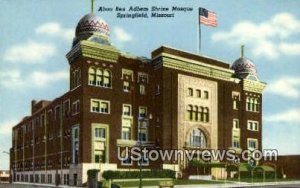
[66,40,120,63]
[243,79,267,94]
[157,53,235,82]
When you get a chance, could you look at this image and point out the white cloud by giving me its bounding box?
[35,22,74,42]
[266,77,300,98]
[112,26,133,42]
[264,108,300,123]
[211,12,300,60]
[0,69,68,89]
[3,41,56,63]
[0,119,18,136]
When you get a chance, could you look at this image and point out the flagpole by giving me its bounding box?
[198,8,201,54]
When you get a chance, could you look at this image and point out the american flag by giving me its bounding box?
[199,7,217,27]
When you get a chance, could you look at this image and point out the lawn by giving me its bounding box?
[113,179,223,187]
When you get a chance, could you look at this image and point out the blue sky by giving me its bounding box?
[1,0,300,170]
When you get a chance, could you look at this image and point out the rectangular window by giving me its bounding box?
[72,126,80,164]
[233,119,239,129]
[247,120,259,131]
[91,100,100,112]
[72,100,80,115]
[123,81,130,92]
[138,128,147,142]
[233,137,240,148]
[204,91,209,99]
[188,88,193,96]
[123,104,131,116]
[95,128,106,138]
[138,72,148,83]
[196,89,201,98]
[63,100,70,116]
[100,101,109,113]
[47,174,52,184]
[55,105,61,120]
[248,139,258,149]
[139,107,147,118]
[122,127,131,140]
[139,84,146,95]
[91,99,110,114]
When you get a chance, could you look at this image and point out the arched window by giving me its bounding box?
[96,69,103,86]
[189,128,207,148]
[88,67,96,85]
[254,99,259,112]
[246,97,251,111]
[187,105,193,121]
[103,70,112,88]
[250,98,255,111]
[194,106,198,121]
[203,108,209,122]
[199,107,204,122]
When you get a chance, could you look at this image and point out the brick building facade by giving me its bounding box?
[10,13,266,186]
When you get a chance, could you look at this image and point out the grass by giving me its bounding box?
[113,179,223,187]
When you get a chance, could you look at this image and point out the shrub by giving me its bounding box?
[102,169,175,180]
[88,169,100,179]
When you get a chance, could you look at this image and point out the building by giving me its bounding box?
[0,170,10,182]
[10,13,266,186]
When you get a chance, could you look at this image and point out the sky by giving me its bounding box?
[0,0,300,170]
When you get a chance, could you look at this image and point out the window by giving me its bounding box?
[232,92,240,110]
[233,119,239,129]
[91,99,110,114]
[204,91,209,99]
[103,70,112,88]
[189,128,206,148]
[233,137,240,148]
[91,100,100,112]
[186,105,193,120]
[246,97,260,112]
[47,174,52,184]
[72,100,80,115]
[139,107,147,118]
[72,126,79,164]
[248,139,258,149]
[122,127,131,140]
[123,81,130,92]
[95,128,106,138]
[139,84,146,95]
[88,67,96,85]
[138,155,149,166]
[203,108,209,122]
[123,104,131,116]
[100,101,109,113]
[196,89,201,98]
[138,72,148,83]
[96,69,103,86]
[122,69,134,81]
[138,128,147,142]
[55,105,61,120]
[247,120,259,131]
[188,88,193,96]
[63,100,70,116]
[156,84,160,94]
[122,157,132,165]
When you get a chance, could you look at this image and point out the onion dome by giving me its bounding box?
[231,46,258,80]
[72,14,111,47]
[75,13,110,37]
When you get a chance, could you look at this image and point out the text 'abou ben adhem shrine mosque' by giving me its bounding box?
[10,11,266,186]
